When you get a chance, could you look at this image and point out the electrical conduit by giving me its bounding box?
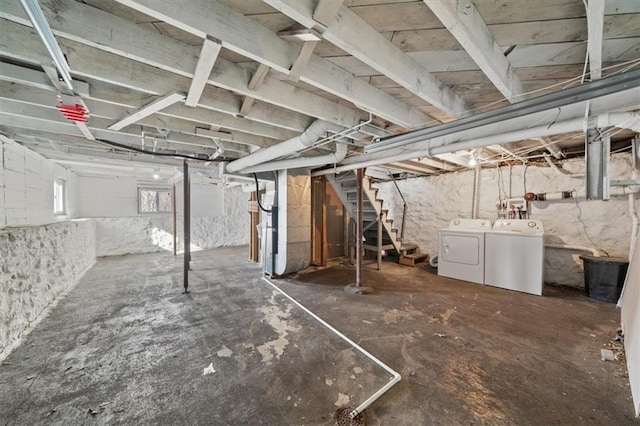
[260,277,401,420]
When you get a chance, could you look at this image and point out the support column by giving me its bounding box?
[183,160,190,293]
[345,168,373,294]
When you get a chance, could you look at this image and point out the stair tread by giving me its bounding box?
[402,252,428,259]
[401,243,419,250]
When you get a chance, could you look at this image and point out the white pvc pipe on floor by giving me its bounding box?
[260,277,401,420]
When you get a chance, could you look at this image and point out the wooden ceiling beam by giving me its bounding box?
[265,0,469,119]
[115,0,429,127]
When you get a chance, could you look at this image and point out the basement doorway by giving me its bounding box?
[311,176,348,266]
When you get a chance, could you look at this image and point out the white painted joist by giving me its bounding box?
[587,0,605,80]
[185,36,223,107]
[114,0,430,127]
[424,0,528,102]
[240,63,270,116]
[265,0,469,118]
[0,64,297,143]
[0,98,257,152]
[288,40,319,82]
[109,91,185,131]
[313,0,344,27]
[0,2,360,131]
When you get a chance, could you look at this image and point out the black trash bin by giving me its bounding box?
[579,255,629,303]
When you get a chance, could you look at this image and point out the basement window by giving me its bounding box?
[138,188,173,213]
[53,179,66,215]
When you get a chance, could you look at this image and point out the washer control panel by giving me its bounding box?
[449,218,492,231]
[492,219,544,235]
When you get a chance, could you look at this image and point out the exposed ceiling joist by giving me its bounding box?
[586,0,605,80]
[114,0,430,127]
[264,0,469,119]
[312,0,343,27]
[0,1,363,130]
[424,0,563,159]
[108,91,185,131]
[424,0,527,102]
[185,36,222,107]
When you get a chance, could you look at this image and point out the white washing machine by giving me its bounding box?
[485,220,545,296]
[438,219,492,284]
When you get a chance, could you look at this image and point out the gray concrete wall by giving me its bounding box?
[0,219,96,360]
[376,152,636,287]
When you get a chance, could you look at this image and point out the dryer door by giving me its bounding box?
[441,234,480,265]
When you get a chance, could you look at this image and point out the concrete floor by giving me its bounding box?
[0,247,636,425]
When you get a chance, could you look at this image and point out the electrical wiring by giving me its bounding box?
[95,138,226,162]
[253,173,272,213]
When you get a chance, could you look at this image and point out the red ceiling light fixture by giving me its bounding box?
[56,94,89,123]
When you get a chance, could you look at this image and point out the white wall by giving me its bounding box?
[75,174,248,256]
[621,234,640,416]
[1,139,95,360]
[176,181,249,252]
[376,153,636,287]
[1,139,78,228]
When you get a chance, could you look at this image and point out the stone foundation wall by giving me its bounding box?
[0,220,96,358]
[376,153,635,287]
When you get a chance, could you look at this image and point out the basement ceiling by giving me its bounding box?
[0,0,638,180]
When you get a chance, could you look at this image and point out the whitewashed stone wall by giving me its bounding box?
[95,216,174,256]
[376,153,636,287]
[0,220,96,358]
[78,176,248,256]
[187,186,249,250]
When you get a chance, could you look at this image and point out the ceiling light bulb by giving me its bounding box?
[153,173,160,179]
[468,157,477,167]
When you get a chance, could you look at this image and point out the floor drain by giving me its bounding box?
[334,407,365,426]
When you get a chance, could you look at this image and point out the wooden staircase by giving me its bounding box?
[327,171,428,266]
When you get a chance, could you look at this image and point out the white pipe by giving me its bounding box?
[629,193,639,261]
[260,277,401,420]
[316,112,640,175]
[545,243,603,257]
[239,143,347,174]
[226,120,342,173]
[471,165,481,219]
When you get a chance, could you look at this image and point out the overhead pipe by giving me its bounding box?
[225,120,342,173]
[238,143,347,174]
[313,112,640,176]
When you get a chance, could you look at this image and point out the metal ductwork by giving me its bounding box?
[239,143,347,174]
[225,120,343,173]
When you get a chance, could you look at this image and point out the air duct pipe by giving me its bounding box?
[239,143,347,174]
[226,120,342,173]
[314,112,640,176]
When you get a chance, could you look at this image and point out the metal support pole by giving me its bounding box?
[172,183,177,256]
[356,168,364,287]
[377,215,382,271]
[183,160,191,294]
